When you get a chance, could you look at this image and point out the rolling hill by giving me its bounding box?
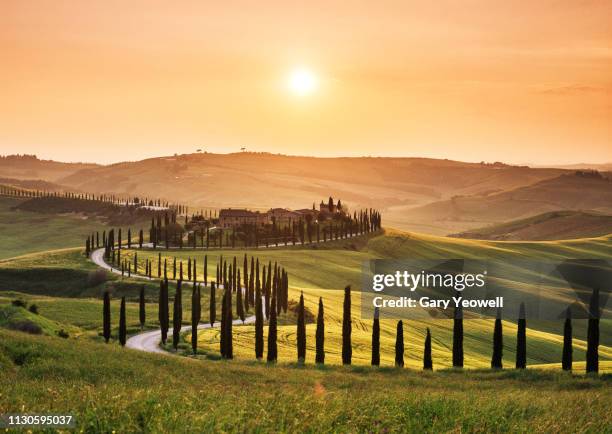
[452,211,612,241]
[53,153,566,214]
[0,155,98,182]
[403,172,612,235]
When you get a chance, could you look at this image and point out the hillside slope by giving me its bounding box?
[2,329,609,432]
[55,153,565,212]
[403,172,612,234]
[452,211,612,241]
[0,155,97,182]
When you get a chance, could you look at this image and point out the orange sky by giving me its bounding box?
[1,0,611,164]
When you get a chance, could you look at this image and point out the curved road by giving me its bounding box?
[90,247,256,355]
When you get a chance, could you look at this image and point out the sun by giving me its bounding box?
[288,68,318,96]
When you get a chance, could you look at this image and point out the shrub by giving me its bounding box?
[28,304,39,314]
[57,329,69,339]
[11,299,27,308]
[8,319,42,335]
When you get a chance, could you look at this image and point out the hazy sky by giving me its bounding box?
[1,0,611,164]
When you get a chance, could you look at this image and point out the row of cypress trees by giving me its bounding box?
[104,281,601,374]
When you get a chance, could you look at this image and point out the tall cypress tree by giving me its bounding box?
[103,291,111,343]
[395,320,404,367]
[562,307,572,371]
[224,287,233,359]
[139,286,145,330]
[119,296,127,347]
[371,307,380,366]
[255,283,264,359]
[586,288,600,374]
[423,328,433,370]
[172,280,183,350]
[315,297,325,364]
[249,256,255,306]
[159,278,169,344]
[204,255,208,285]
[209,281,216,326]
[491,308,503,369]
[191,284,201,354]
[516,302,527,369]
[342,285,352,365]
[452,295,464,368]
[237,270,245,323]
[267,293,278,363]
[297,291,306,363]
[220,286,227,357]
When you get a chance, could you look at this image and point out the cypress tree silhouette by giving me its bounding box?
[103,291,111,343]
[586,288,600,374]
[172,280,183,350]
[395,320,404,367]
[453,295,464,368]
[225,287,233,359]
[342,285,352,365]
[491,308,503,369]
[255,283,264,359]
[297,291,306,363]
[237,271,245,323]
[267,293,278,363]
[315,297,325,364]
[220,286,227,357]
[209,281,216,326]
[159,279,169,344]
[204,255,208,285]
[423,328,432,370]
[562,307,572,371]
[516,302,527,369]
[371,307,380,366]
[191,285,201,354]
[119,296,127,347]
[139,286,145,330]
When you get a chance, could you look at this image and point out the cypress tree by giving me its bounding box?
[491,308,503,369]
[395,320,404,367]
[249,256,255,306]
[127,228,131,248]
[159,279,169,345]
[204,255,208,285]
[172,280,183,350]
[191,284,201,354]
[423,328,433,370]
[371,307,380,366]
[103,291,111,343]
[119,296,127,347]
[224,287,233,359]
[209,281,216,326]
[267,293,278,363]
[220,286,227,357]
[315,297,325,364]
[562,307,572,371]
[516,302,526,369]
[297,291,306,363]
[342,285,352,365]
[139,285,145,330]
[255,283,264,359]
[586,288,600,374]
[237,270,245,323]
[452,295,464,368]
[139,229,143,248]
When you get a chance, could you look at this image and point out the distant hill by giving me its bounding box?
[0,177,69,192]
[451,210,612,241]
[0,155,98,182]
[53,152,566,212]
[403,171,612,235]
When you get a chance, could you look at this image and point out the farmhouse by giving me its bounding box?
[218,208,266,228]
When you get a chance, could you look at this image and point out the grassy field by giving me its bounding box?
[112,230,612,371]
[1,329,610,433]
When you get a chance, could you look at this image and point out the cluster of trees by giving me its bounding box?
[0,184,189,213]
[103,280,602,374]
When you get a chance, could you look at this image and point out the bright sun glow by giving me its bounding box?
[288,68,317,96]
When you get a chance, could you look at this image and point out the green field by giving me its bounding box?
[108,230,612,370]
[1,329,610,433]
